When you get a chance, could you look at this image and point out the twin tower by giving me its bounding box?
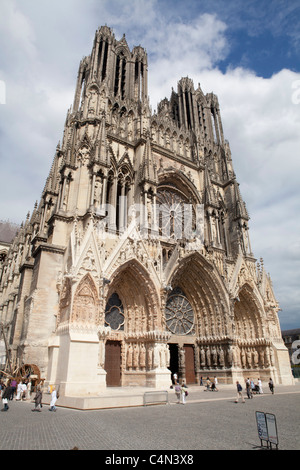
[0,26,292,402]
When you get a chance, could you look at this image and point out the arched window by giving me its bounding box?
[134,58,144,101]
[114,52,126,99]
[98,39,108,81]
[105,293,125,331]
[156,186,195,239]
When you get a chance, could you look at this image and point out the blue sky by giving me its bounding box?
[0,0,299,330]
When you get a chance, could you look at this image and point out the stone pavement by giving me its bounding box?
[0,382,299,451]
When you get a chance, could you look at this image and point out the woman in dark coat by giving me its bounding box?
[1,385,12,411]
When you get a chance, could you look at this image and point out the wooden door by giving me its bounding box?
[184,344,196,384]
[105,340,121,386]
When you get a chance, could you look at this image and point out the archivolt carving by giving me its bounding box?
[71,274,99,325]
[168,252,231,338]
[234,284,264,341]
[106,259,160,334]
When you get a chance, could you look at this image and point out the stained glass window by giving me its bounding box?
[105,292,125,331]
[165,287,195,335]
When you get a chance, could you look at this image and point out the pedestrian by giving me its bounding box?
[10,379,17,400]
[49,387,58,411]
[245,378,252,399]
[257,378,263,394]
[1,385,12,411]
[16,381,23,400]
[21,382,27,400]
[268,378,274,394]
[205,377,211,391]
[181,382,188,405]
[172,372,178,385]
[235,381,245,403]
[174,381,181,404]
[250,378,255,394]
[27,380,32,399]
[32,386,43,412]
[212,377,218,391]
[200,376,203,386]
[0,381,4,398]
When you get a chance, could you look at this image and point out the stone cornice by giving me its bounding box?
[32,242,65,258]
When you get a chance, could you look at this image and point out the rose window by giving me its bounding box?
[165,287,195,335]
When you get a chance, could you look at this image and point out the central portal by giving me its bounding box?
[168,343,179,382]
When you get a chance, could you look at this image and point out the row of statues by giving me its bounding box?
[126,342,170,370]
[198,344,275,370]
[123,341,275,372]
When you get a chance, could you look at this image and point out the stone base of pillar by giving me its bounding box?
[146,368,172,389]
[59,368,107,397]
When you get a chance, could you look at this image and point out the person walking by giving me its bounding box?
[10,379,17,400]
[245,378,253,399]
[49,387,58,411]
[250,379,255,395]
[21,382,27,400]
[172,372,178,385]
[258,378,263,394]
[32,386,43,412]
[181,382,188,405]
[174,381,181,404]
[27,380,32,399]
[16,381,23,401]
[235,381,245,403]
[268,378,274,394]
[1,385,12,411]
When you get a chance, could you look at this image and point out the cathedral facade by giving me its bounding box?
[0,26,293,396]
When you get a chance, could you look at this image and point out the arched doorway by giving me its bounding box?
[165,252,231,383]
[104,258,160,387]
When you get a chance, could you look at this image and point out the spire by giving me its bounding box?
[140,134,157,185]
[95,114,109,166]
[203,164,217,207]
[233,180,249,220]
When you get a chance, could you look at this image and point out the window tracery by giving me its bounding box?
[165,287,195,335]
[105,292,125,331]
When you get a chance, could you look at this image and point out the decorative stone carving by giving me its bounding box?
[71,274,98,325]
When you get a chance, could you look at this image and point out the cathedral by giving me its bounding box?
[0,26,293,397]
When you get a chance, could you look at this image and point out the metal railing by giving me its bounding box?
[143,390,169,406]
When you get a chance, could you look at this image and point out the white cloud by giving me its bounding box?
[193,67,300,328]
[146,13,229,109]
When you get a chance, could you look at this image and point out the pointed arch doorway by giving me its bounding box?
[168,343,179,382]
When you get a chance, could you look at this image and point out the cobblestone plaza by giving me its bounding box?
[0,383,299,451]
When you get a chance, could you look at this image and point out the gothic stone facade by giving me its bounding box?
[0,26,293,396]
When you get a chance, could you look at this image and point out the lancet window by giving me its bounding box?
[114,52,127,99]
[134,58,144,101]
[98,38,109,81]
